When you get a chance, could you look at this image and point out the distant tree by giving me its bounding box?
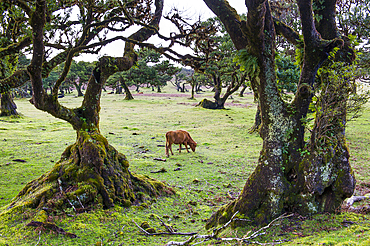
[187,72,209,99]
[173,71,187,92]
[195,17,247,109]
[68,61,95,97]
[120,75,134,100]
[0,5,30,116]
[153,60,180,92]
[106,48,162,95]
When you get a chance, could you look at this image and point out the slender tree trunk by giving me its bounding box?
[239,84,247,97]
[73,78,84,97]
[0,91,18,116]
[190,79,195,99]
[120,77,134,100]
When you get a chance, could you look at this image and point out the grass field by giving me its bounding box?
[0,85,369,245]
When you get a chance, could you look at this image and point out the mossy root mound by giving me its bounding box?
[197,98,224,109]
[6,131,174,213]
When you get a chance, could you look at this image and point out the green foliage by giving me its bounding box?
[42,60,95,93]
[233,49,259,80]
[106,48,181,93]
[275,52,300,94]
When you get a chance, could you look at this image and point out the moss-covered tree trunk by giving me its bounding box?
[204,0,355,226]
[0,91,18,116]
[5,0,172,213]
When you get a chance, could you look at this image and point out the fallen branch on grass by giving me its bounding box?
[132,218,197,236]
[165,212,293,246]
[346,195,369,206]
[345,195,370,213]
[150,167,167,173]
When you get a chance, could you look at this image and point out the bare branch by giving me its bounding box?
[165,212,294,246]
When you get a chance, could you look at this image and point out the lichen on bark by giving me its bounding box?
[204,0,356,228]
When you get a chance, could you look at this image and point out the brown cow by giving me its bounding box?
[165,130,197,157]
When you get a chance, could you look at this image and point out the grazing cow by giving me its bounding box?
[165,130,197,157]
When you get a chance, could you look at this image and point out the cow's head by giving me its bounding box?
[190,142,197,152]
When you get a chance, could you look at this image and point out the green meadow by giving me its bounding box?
[0,85,369,245]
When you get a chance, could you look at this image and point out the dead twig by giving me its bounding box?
[57,178,76,212]
[34,231,41,246]
[165,212,293,246]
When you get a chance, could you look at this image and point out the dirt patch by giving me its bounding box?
[133,93,205,98]
[133,93,256,108]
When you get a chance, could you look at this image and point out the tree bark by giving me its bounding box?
[0,91,18,116]
[204,0,355,227]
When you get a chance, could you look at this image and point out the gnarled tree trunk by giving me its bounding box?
[204,0,355,226]
[3,0,171,213]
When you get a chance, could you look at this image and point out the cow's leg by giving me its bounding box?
[169,143,174,155]
[166,141,169,157]
[184,143,190,153]
[178,144,182,153]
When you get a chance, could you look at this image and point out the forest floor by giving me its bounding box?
[0,85,370,245]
